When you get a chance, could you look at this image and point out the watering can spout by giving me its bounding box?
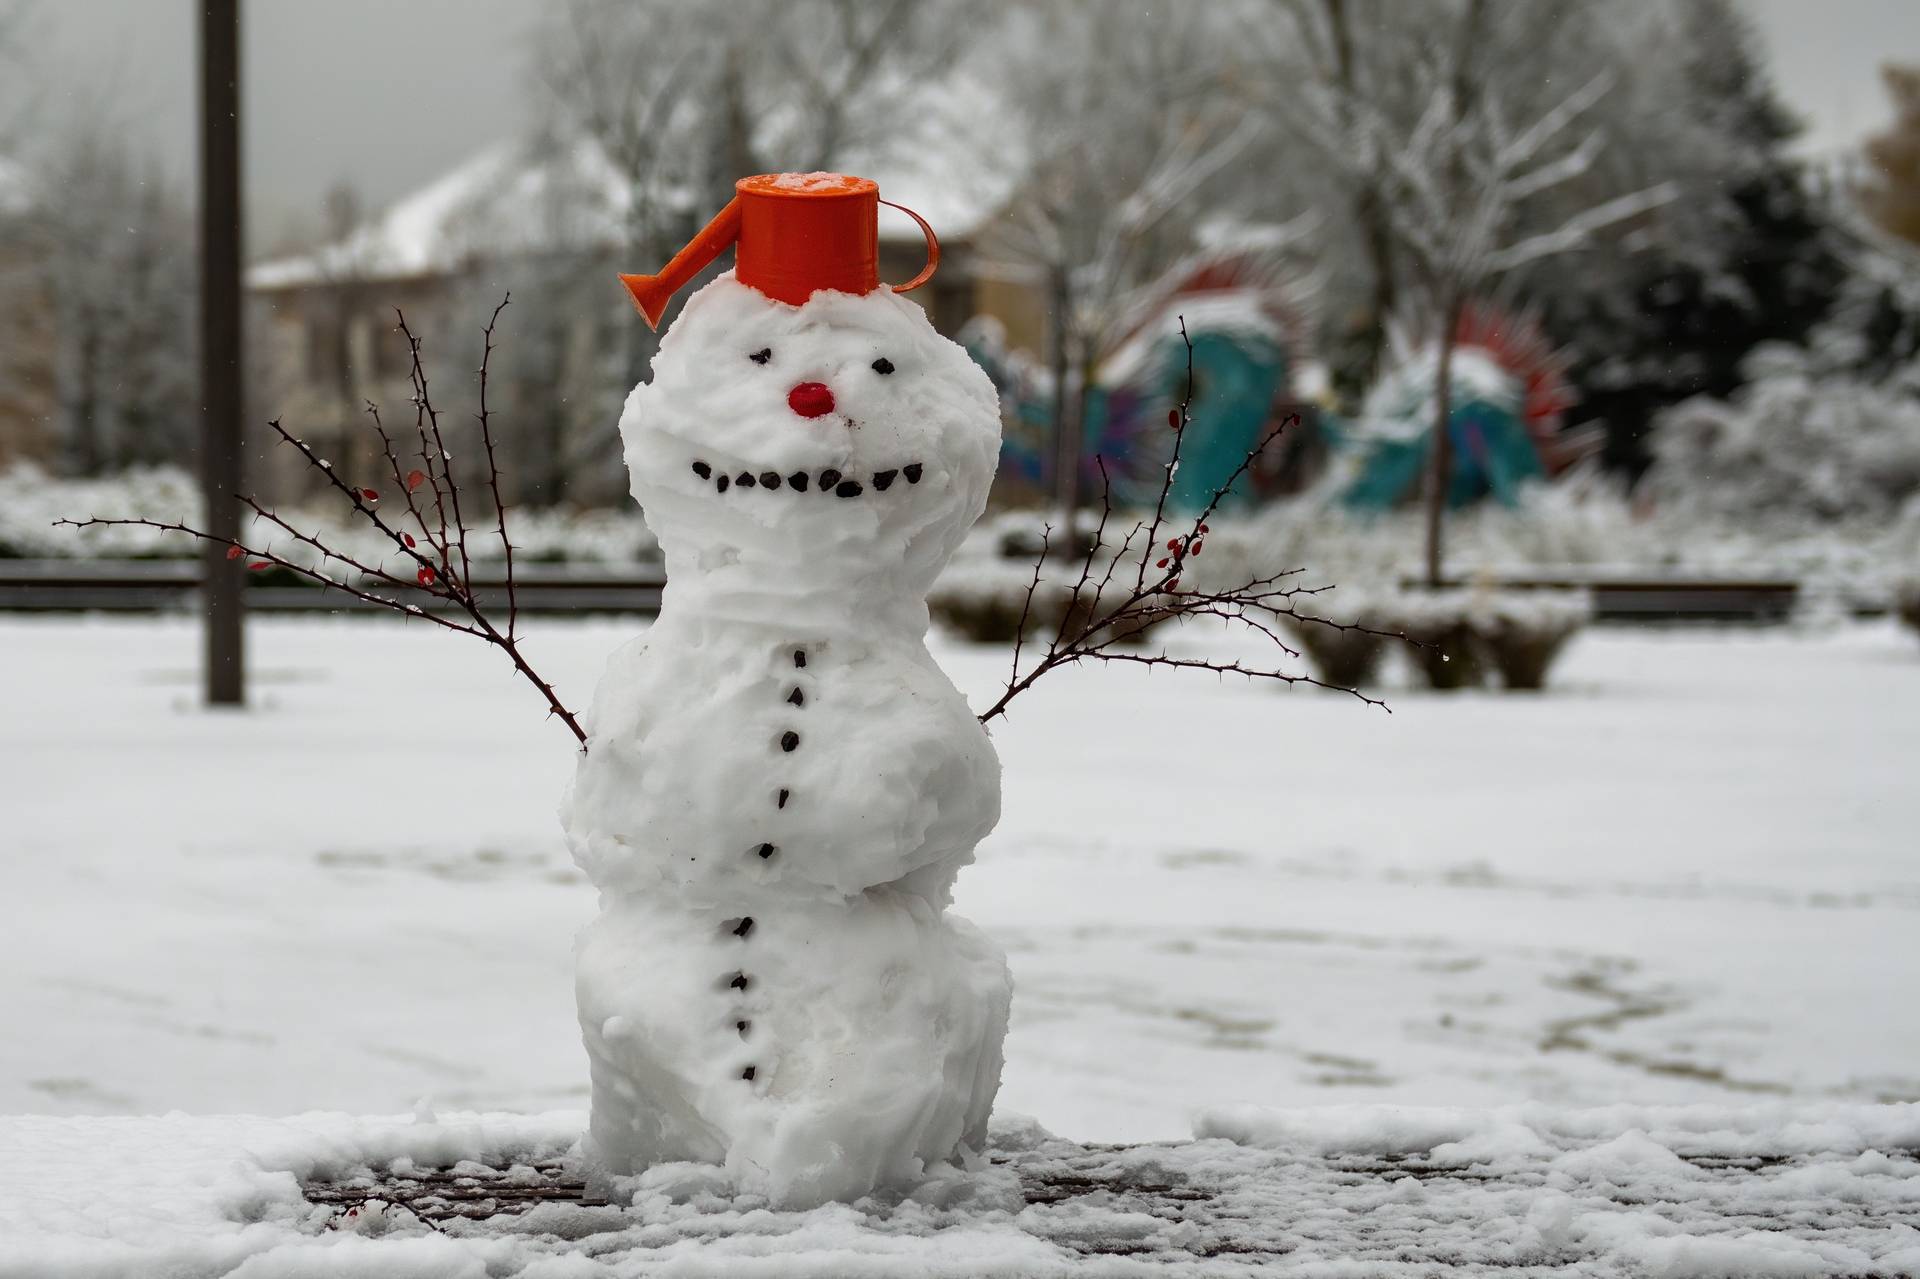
[620,197,743,330]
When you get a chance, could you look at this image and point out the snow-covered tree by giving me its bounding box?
[1531,0,1844,480]
[530,0,979,251]
[1270,0,1672,585]
[526,0,984,483]
[1644,341,1920,528]
[976,0,1256,513]
[9,122,199,476]
[1643,218,1920,529]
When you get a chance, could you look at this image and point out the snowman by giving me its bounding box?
[561,174,1011,1206]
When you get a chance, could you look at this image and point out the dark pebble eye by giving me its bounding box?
[749,348,772,365]
[871,357,894,375]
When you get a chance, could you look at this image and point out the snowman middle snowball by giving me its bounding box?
[563,274,1009,1207]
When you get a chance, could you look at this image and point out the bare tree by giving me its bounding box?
[59,300,587,747]
[527,0,982,474]
[29,120,198,474]
[1274,1,1673,586]
[979,0,1256,520]
[532,0,979,246]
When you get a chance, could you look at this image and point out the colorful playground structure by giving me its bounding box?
[1336,304,1599,511]
[964,264,1597,513]
[963,254,1327,512]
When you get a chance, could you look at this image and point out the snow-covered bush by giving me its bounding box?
[1277,583,1589,691]
[929,553,1165,647]
[1281,603,1389,688]
[1286,587,1589,691]
[1471,590,1592,690]
[1372,588,1590,691]
[0,463,204,558]
[1644,341,1920,526]
[1195,472,1645,589]
[0,463,660,565]
[1372,589,1489,689]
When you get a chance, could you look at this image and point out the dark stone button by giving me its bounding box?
[757,842,777,859]
[781,730,799,752]
[760,471,781,489]
[872,469,896,490]
[788,471,809,492]
[777,788,789,809]
[733,917,754,938]
[793,650,807,668]
[835,480,863,498]
[729,973,750,990]
[741,1065,757,1081]
[691,461,711,479]
[736,472,756,488]
[787,687,804,706]
[819,468,841,489]
[903,463,923,484]
[717,475,730,492]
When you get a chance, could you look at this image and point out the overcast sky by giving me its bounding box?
[6,0,1918,250]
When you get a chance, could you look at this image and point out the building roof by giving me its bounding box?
[248,139,642,290]
[249,87,1022,293]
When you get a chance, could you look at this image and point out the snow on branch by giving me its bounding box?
[977,317,1396,726]
[1290,32,1669,310]
[56,296,588,749]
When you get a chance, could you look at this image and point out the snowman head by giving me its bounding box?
[621,275,1001,612]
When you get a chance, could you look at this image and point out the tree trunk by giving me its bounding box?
[1046,264,1073,510]
[1057,331,1098,527]
[1424,301,1461,590]
[1323,0,1395,388]
[69,316,102,475]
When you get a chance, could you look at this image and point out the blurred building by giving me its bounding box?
[247,141,1029,508]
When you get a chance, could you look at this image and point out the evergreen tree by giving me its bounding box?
[1541,0,1844,480]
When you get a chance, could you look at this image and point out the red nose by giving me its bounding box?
[788,382,835,418]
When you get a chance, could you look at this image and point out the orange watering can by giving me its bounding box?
[619,173,940,329]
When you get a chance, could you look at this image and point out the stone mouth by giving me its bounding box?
[689,459,924,500]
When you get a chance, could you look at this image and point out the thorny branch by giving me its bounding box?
[977,315,1397,727]
[57,295,589,749]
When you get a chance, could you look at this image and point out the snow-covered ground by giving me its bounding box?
[2,614,1917,1145]
[7,1102,1920,1275]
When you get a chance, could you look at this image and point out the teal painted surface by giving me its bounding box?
[1342,384,1545,511]
[1109,330,1289,510]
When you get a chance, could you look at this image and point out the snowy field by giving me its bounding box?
[2,613,1918,1144]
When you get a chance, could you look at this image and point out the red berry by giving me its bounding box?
[1192,539,1204,555]
[403,533,416,548]
[417,566,436,586]
[360,488,379,502]
[1167,577,1180,590]
[248,561,272,572]
[1198,522,1209,534]
[1157,557,1169,568]
[225,545,243,560]
[1167,409,1180,429]
[1167,538,1180,551]
[406,469,426,492]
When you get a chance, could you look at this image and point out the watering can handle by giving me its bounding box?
[881,199,940,294]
